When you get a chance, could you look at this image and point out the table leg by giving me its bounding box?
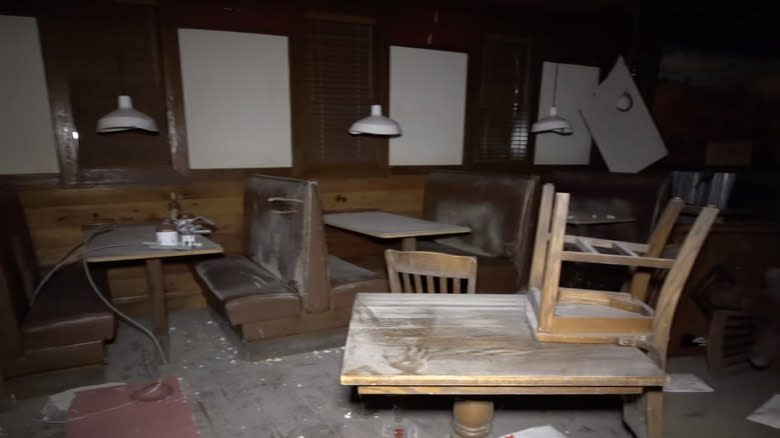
[451,399,494,438]
[401,237,416,251]
[623,388,663,438]
[145,258,169,356]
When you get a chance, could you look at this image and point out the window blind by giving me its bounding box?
[472,38,533,163]
[295,15,385,174]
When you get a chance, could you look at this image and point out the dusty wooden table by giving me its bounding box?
[323,211,470,250]
[341,293,667,438]
[85,224,223,355]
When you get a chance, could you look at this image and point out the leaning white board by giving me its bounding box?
[580,57,667,173]
[533,62,599,165]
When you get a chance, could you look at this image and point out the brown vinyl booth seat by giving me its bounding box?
[541,169,671,242]
[0,185,115,378]
[194,175,388,342]
[418,171,540,293]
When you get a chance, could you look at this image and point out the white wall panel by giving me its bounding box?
[0,15,59,174]
[389,46,467,165]
[533,62,599,165]
[178,29,292,169]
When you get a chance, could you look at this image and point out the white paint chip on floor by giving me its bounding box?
[497,425,568,438]
[748,394,780,429]
[663,373,714,392]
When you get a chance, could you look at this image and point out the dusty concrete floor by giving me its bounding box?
[1,308,779,438]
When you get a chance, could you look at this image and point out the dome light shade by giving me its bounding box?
[531,63,573,136]
[531,106,573,135]
[97,95,158,133]
[348,104,401,136]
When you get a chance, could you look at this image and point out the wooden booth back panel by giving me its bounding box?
[18,175,426,316]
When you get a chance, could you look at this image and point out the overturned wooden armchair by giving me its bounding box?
[194,175,388,341]
[527,183,718,366]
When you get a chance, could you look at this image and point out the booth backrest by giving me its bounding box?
[0,186,39,302]
[423,171,540,287]
[0,186,36,359]
[540,169,671,242]
[243,175,330,313]
[0,251,25,360]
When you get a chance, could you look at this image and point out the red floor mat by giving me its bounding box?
[66,376,200,438]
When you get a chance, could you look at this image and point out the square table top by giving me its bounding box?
[567,212,637,225]
[341,293,666,388]
[84,224,223,263]
[323,211,470,239]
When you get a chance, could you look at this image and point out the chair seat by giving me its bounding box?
[22,264,115,350]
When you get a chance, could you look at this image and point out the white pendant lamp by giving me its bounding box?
[97,95,159,133]
[348,104,401,136]
[531,63,573,135]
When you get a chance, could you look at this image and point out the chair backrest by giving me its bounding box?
[244,175,330,313]
[385,249,477,294]
[423,171,539,285]
[649,204,718,366]
[528,183,556,291]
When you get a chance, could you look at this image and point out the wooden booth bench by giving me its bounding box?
[194,175,388,342]
[0,185,116,378]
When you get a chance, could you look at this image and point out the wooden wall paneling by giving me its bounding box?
[385,7,479,52]
[318,175,426,217]
[158,8,189,174]
[159,0,294,36]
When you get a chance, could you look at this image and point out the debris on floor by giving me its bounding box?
[747,394,780,429]
[381,417,417,438]
[39,382,127,423]
[663,373,714,392]
[496,425,567,438]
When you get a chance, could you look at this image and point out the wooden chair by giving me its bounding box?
[527,183,718,367]
[385,249,477,294]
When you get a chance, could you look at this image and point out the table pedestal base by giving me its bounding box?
[452,399,494,438]
[145,258,169,361]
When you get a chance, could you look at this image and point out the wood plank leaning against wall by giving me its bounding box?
[19,174,426,317]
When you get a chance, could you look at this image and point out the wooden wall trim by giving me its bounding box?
[158,11,189,174]
[0,173,61,187]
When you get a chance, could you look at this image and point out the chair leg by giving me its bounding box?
[451,399,494,438]
[623,389,663,438]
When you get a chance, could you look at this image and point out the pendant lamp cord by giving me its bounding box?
[114,23,125,95]
[552,62,559,108]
